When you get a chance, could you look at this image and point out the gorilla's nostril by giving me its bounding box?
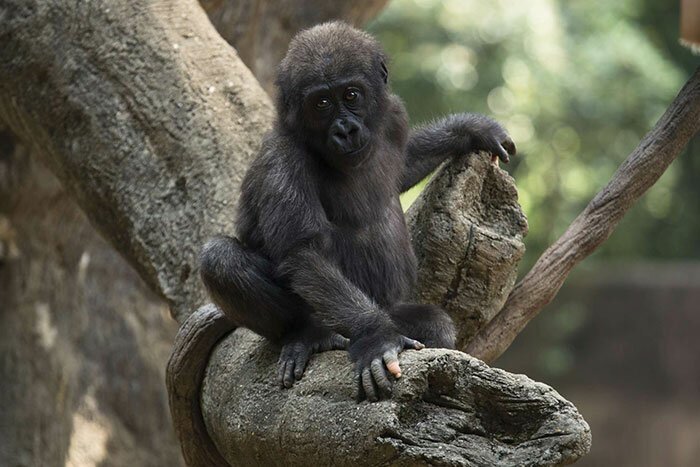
[333,129,349,141]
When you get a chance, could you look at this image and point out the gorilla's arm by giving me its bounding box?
[400,113,516,192]
[279,248,395,338]
[271,236,428,392]
[280,247,423,399]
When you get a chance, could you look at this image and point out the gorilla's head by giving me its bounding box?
[275,22,389,171]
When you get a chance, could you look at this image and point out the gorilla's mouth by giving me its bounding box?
[341,141,369,157]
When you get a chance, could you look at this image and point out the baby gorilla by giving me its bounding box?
[200,22,515,401]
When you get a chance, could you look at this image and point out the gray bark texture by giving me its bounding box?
[407,153,528,348]
[0,0,592,465]
[201,327,590,467]
[0,0,274,323]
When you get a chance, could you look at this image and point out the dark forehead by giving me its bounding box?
[278,22,383,89]
[302,76,367,98]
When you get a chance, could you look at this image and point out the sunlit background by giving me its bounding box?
[369,1,699,465]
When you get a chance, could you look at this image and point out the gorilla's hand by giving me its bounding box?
[348,327,424,402]
[458,113,517,163]
[402,112,517,192]
[278,326,349,389]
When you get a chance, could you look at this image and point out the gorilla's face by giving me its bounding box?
[300,77,375,171]
[275,22,390,172]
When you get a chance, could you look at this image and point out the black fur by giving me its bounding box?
[200,22,515,401]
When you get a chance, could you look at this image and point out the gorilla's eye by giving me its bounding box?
[344,89,359,102]
[316,97,331,109]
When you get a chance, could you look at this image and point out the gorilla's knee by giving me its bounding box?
[424,306,457,349]
[389,304,456,349]
[199,235,245,291]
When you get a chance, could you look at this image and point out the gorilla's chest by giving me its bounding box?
[317,156,397,227]
[327,201,417,306]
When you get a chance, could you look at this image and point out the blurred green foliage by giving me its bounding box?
[369,0,699,268]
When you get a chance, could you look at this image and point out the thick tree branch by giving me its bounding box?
[198,324,591,466]
[166,305,231,467]
[466,67,700,363]
[0,0,273,322]
[406,152,528,349]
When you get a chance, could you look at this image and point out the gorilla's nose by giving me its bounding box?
[331,119,360,148]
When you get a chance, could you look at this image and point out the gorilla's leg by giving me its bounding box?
[199,235,301,342]
[199,235,347,387]
[388,304,457,349]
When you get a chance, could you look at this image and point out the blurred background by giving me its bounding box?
[368,0,698,465]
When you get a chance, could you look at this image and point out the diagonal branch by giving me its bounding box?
[466,66,700,363]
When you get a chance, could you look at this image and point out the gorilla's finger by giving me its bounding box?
[383,350,401,378]
[402,336,424,350]
[370,358,392,398]
[502,137,516,156]
[493,140,510,163]
[294,352,308,380]
[362,367,378,402]
[354,372,366,402]
[277,359,288,388]
[277,360,287,388]
[329,334,350,350]
[283,360,295,388]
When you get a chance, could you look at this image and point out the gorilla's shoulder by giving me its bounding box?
[259,130,298,158]
[248,131,310,185]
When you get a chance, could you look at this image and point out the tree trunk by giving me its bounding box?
[0,134,182,466]
[0,0,274,322]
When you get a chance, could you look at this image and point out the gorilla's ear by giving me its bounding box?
[380,60,388,84]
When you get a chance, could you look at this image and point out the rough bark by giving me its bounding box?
[0,0,273,323]
[407,153,528,349]
[0,133,182,467]
[202,0,390,93]
[166,305,232,467]
[200,324,591,467]
[466,66,700,363]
